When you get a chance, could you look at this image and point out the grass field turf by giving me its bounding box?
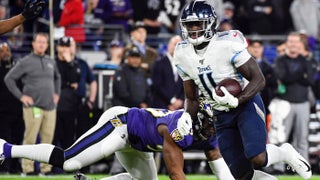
[0,174,319,180]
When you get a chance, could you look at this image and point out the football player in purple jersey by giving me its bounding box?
[0,98,234,180]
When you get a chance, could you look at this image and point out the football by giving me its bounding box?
[215,78,242,97]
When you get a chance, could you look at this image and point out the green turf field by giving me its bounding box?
[0,174,319,180]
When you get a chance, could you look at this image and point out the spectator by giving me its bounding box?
[107,39,125,66]
[0,42,24,174]
[54,36,81,150]
[112,46,151,108]
[247,0,276,35]
[130,0,162,35]
[158,0,187,34]
[70,38,97,140]
[4,32,61,176]
[6,25,28,58]
[219,1,239,30]
[127,22,158,78]
[276,40,286,57]
[93,0,133,32]
[58,0,86,43]
[151,35,184,110]
[290,0,320,38]
[218,19,234,32]
[271,32,316,167]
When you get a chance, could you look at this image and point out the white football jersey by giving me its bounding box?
[174,30,251,104]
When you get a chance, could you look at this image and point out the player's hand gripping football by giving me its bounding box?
[212,86,239,111]
[22,0,46,20]
[177,112,193,137]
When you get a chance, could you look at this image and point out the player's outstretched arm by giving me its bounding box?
[0,14,25,35]
[158,124,186,180]
[0,0,46,35]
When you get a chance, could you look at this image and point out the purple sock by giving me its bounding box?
[3,143,12,158]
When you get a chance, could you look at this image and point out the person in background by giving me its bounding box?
[112,46,151,109]
[0,43,24,174]
[127,22,158,78]
[151,35,184,110]
[68,38,97,140]
[0,0,46,35]
[107,39,125,66]
[4,32,61,176]
[270,31,316,174]
[93,0,133,32]
[69,37,98,137]
[290,0,320,38]
[58,0,86,43]
[54,37,81,151]
[276,40,286,57]
[247,0,276,35]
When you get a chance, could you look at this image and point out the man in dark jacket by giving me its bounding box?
[112,46,151,108]
[151,35,184,110]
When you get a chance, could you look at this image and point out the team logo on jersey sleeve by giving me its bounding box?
[171,129,183,141]
[110,118,123,127]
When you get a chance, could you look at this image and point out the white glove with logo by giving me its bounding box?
[212,86,239,111]
[177,112,193,136]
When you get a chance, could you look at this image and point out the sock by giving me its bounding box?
[252,170,277,180]
[3,143,12,158]
[265,144,286,167]
[208,158,234,180]
[11,144,55,164]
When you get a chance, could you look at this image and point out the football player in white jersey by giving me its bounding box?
[174,0,312,180]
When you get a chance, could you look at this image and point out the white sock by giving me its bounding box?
[100,173,133,180]
[266,144,287,167]
[208,158,234,180]
[252,170,277,180]
[11,144,55,163]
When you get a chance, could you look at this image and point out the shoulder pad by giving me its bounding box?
[216,30,247,44]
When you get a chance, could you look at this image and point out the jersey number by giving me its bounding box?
[198,72,217,99]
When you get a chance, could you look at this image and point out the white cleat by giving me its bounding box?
[281,143,312,179]
[0,139,7,164]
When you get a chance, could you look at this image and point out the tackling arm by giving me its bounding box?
[158,124,186,180]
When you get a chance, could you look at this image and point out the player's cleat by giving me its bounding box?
[0,139,6,165]
[281,143,312,179]
[74,173,90,180]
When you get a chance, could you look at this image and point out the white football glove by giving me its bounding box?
[212,86,239,111]
[177,112,193,136]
